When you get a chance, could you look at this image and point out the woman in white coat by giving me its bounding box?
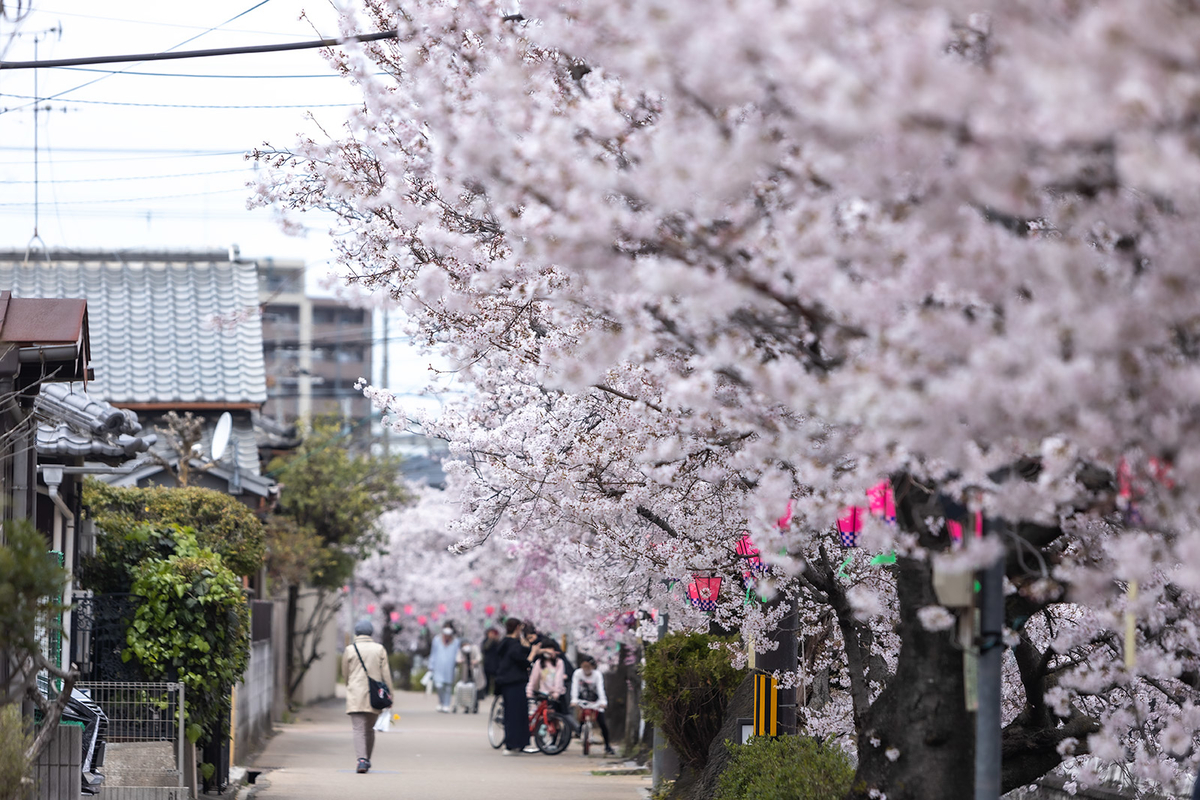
[343,619,395,774]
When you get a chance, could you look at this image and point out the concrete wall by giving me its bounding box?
[291,588,340,707]
[233,639,273,763]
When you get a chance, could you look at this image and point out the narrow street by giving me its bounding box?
[246,689,650,800]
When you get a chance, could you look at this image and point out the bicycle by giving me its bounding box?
[529,692,571,755]
[575,700,602,756]
[487,694,505,749]
[486,692,571,755]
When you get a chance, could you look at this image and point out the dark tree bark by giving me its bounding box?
[847,555,974,800]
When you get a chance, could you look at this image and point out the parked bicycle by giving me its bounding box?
[486,692,572,754]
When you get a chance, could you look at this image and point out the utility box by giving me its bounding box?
[933,562,975,608]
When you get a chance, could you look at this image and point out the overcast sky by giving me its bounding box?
[0,2,455,418]
[0,1,363,274]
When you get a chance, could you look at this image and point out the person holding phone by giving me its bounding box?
[495,617,542,755]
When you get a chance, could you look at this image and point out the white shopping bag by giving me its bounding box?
[373,712,394,732]
[421,671,434,694]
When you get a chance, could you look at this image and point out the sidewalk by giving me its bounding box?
[245,690,650,800]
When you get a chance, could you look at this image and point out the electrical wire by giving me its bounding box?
[0,151,247,165]
[0,92,360,110]
[0,187,249,206]
[2,167,253,184]
[27,6,314,38]
[0,0,283,113]
[53,67,378,79]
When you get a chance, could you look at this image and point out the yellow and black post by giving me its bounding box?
[752,672,778,737]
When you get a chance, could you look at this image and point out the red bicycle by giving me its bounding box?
[528,692,571,755]
[576,700,601,756]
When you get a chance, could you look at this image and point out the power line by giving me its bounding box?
[29,7,315,38]
[0,187,248,206]
[0,151,247,165]
[53,67,380,79]
[0,0,284,117]
[0,92,360,109]
[3,167,253,184]
[0,30,399,70]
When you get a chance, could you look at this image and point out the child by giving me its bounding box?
[569,655,615,755]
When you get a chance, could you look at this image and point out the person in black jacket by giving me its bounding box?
[496,617,542,754]
[481,627,501,696]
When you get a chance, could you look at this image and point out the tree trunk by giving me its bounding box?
[848,557,973,800]
[624,643,643,750]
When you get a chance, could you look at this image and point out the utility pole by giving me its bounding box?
[975,520,1005,800]
[380,308,390,457]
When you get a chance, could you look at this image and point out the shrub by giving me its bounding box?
[0,705,32,800]
[122,526,250,755]
[642,632,742,772]
[715,736,855,800]
[83,481,265,578]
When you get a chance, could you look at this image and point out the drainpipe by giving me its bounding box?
[40,466,73,520]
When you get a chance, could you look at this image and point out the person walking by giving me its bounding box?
[429,623,461,712]
[496,617,541,755]
[342,618,395,774]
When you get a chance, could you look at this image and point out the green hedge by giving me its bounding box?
[642,632,742,772]
[715,736,855,800]
[83,481,265,579]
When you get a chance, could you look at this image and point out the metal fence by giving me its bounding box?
[75,681,185,800]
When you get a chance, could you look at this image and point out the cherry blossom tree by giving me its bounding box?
[258,1,1200,796]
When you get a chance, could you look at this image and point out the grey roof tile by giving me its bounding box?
[0,255,267,405]
[35,384,157,460]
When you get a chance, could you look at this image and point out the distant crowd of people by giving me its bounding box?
[340,615,613,773]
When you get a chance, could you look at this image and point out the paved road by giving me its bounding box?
[247,690,649,800]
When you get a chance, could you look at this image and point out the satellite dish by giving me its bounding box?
[211,412,233,462]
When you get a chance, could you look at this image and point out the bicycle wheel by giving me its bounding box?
[487,695,505,749]
[534,712,572,755]
[581,719,592,756]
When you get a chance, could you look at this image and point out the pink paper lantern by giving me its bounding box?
[500,603,508,613]
[417,615,428,626]
[438,603,448,614]
[463,600,473,612]
[838,506,865,548]
[484,604,495,617]
[867,480,896,523]
[366,603,376,614]
[389,611,400,623]
[403,604,414,615]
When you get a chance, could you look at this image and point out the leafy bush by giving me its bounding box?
[0,705,32,800]
[121,526,250,753]
[83,481,265,578]
[715,736,855,800]
[642,632,742,772]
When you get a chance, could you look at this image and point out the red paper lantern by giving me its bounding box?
[464,600,474,612]
[735,533,765,581]
[366,604,376,614]
[838,506,865,548]
[686,574,722,612]
[484,604,496,617]
[417,615,428,625]
[390,611,400,623]
[404,604,414,615]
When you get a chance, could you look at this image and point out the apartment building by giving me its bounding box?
[258,259,374,425]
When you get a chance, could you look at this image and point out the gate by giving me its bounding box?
[75,682,186,800]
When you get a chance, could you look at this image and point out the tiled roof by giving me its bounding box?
[34,384,157,461]
[0,254,267,405]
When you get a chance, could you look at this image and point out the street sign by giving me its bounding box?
[753,673,778,737]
